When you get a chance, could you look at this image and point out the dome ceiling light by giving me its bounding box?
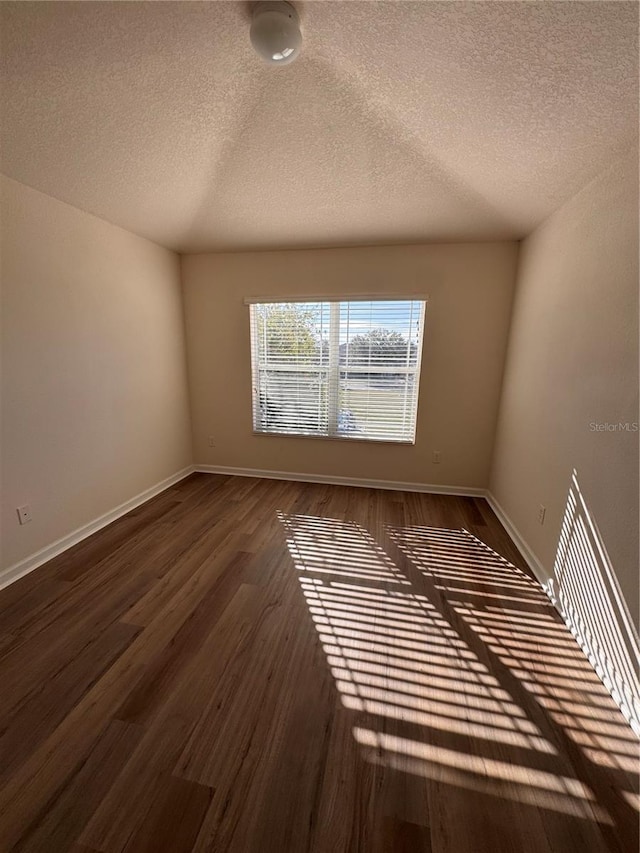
[250,1,302,66]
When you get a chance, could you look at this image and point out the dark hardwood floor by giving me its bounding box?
[0,473,637,852]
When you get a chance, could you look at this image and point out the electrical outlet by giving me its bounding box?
[432,450,441,464]
[17,504,32,525]
[537,504,546,525]
[208,435,215,447]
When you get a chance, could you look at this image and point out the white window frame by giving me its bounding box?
[247,296,427,445]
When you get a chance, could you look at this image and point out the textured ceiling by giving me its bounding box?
[1,1,637,252]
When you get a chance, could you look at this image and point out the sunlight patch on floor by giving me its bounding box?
[278,511,636,823]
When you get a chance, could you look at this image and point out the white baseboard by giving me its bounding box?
[484,491,552,591]
[195,464,486,497]
[0,466,195,591]
[0,465,482,592]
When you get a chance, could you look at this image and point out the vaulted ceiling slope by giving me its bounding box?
[1,1,637,252]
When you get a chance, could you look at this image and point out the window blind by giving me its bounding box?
[249,299,426,443]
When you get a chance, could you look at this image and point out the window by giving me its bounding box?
[249,299,426,443]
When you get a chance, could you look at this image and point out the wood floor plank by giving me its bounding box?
[187,595,331,852]
[115,551,254,725]
[0,576,73,641]
[379,816,432,853]
[0,619,141,785]
[79,583,264,852]
[0,474,637,853]
[11,719,144,853]
[122,774,213,853]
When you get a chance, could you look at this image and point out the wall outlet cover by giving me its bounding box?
[17,505,32,525]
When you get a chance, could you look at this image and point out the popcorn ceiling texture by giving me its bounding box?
[0,1,637,252]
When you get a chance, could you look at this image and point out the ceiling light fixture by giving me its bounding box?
[250,1,302,66]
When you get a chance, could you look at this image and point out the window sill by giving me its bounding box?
[252,430,415,446]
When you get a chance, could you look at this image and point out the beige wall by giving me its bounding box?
[490,148,639,628]
[182,242,518,489]
[0,176,193,572]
